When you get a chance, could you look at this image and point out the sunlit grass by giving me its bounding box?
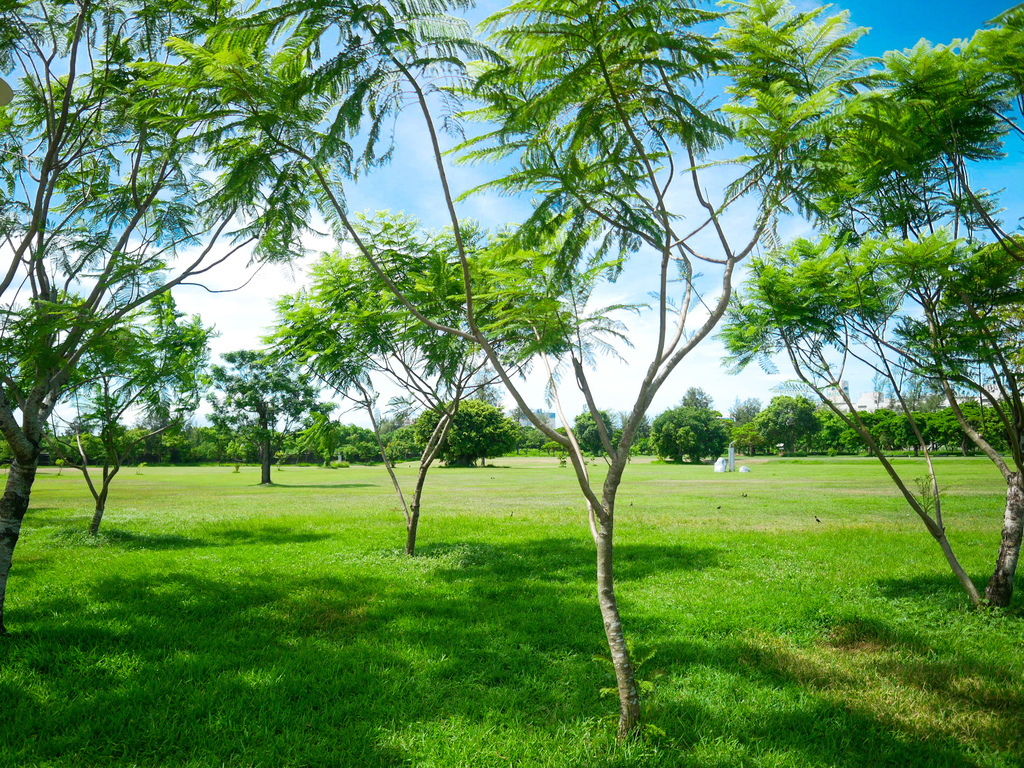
[2,457,1021,767]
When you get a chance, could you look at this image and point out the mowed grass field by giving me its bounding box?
[2,457,1022,767]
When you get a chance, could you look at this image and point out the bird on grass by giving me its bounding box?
[814,516,822,523]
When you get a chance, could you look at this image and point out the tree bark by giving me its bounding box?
[986,471,1024,607]
[595,522,641,739]
[404,461,432,556]
[88,492,108,536]
[260,440,272,485]
[405,503,420,556]
[0,458,38,634]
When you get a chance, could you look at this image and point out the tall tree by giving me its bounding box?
[573,410,615,457]
[414,399,518,467]
[0,0,308,633]
[752,396,820,454]
[680,387,715,411]
[209,351,325,485]
[49,295,211,534]
[173,0,865,736]
[729,397,762,426]
[723,233,1024,607]
[272,219,491,555]
[651,406,730,464]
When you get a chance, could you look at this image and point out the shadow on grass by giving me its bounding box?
[875,572,1023,612]
[1,539,1019,767]
[647,608,1021,767]
[257,482,380,489]
[44,526,336,551]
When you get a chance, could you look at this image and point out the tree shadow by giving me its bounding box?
[415,539,721,586]
[257,482,380,489]
[46,528,205,550]
[646,609,1021,767]
[877,574,1023,616]
[41,526,335,551]
[1,539,1019,767]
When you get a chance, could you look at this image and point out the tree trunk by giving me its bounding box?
[595,523,641,739]
[985,472,1024,607]
[405,503,420,556]
[0,458,38,634]
[260,441,272,485]
[932,528,984,607]
[88,493,107,536]
[404,461,432,556]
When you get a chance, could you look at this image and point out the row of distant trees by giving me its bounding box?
[37,378,1008,477]
[559,387,1010,464]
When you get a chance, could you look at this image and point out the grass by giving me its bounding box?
[2,457,1022,767]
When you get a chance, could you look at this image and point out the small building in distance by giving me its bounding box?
[517,409,558,429]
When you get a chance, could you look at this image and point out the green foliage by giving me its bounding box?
[465,0,725,261]
[752,396,820,454]
[572,410,614,456]
[731,420,765,456]
[680,387,715,411]
[383,425,420,464]
[651,406,730,464]
[209,350,326,475]
[729,397,762,427]
[0,0,310,470]
[414,400,518,467]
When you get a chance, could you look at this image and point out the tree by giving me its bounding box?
[731,420,765,456]
[177,0,864,736]
[573,411,615,457]
[680,387,715,411]
[209,351,325,485]
[0,0,308,633]
[272,221,493,555]
[414,400,518,467]
[729,397,762,426]
[722,233,1024,607]
[718,11,1024,608]
[49,295,211,534]
[651,407,730,464]
[753,396,820,454]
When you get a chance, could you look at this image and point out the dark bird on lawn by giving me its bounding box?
[629,502,633,507]
[815,516,822,523]
[716,505,721,510]
[741,493,748,498]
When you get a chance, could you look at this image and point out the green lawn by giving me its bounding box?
[2,457,1021,767]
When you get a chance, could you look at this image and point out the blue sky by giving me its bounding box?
[176,0,1022,426]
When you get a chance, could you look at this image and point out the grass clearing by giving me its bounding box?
[3,458,1022,767]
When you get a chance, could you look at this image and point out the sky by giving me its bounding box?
[173,0,1021,428]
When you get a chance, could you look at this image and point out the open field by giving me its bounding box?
[2,458,1022,767]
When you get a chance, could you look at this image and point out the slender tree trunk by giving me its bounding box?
[595,520,641,739]
[260,441,272,485]
[0,458,38,634]
[986,472,1024,607]
[88,493,108,536]
[405,503,420,556]
[933,528,984,606]
[404,462,433,556]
